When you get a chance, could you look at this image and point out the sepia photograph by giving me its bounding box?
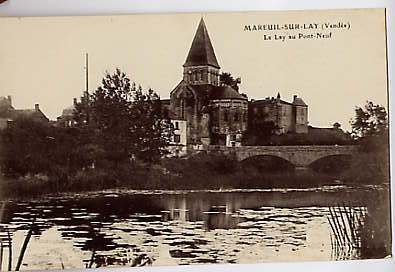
[0,8,391,270]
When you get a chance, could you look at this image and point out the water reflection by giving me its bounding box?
[0,187,383,270]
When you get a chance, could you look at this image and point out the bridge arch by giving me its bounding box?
[240,155,295,173]
[308,154,352,174]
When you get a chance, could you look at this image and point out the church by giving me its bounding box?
[166,18,308,150]
[55,18,310,152]
[168,18,249,148]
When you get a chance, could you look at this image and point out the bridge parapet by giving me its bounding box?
[207,145,359,167]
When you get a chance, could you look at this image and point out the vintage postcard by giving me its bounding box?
[0,8,391,270]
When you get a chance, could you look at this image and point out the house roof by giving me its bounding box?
[293,97,307,106]
[183,18,220,69]
[250,98,293,106]
[308,126,351,142]
[13,109,49,121]
[209,85,247,100]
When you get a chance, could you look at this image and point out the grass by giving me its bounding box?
[327,188,391,260]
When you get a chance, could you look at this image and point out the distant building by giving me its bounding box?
[57,98,77,127]
[0,95,49,129]
[249,93,308,135]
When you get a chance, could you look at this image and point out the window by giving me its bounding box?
[174,134,181,143]
[174,121,179,130]
[223,110,228,121]
[188,72,193,82]
[181,100,185,119]
[234,112,239,121]
[212,110,218,122]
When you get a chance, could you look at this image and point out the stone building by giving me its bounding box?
[0,95,49,129]
[169,18,248,147]
[249,93,308,135]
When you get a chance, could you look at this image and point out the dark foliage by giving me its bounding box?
[219,72,241,91]
[0,69,173,195]
[350,101,387,139]
[73,69,172,166]
[341,101,389,184]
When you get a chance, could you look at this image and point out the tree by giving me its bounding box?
[130,87,172,163]
[0,117,85,179]
[73,91,92,127]
[219,72,241,91]
[0,117,52,176]
[344,101,389,184]
[89,69,134,166]
[350,101,388,139]
[73,68,172,167]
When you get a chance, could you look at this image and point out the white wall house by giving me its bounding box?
[225,132,243,147]
[167,119,187,157]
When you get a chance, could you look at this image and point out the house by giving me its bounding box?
[249,93,308,135]
[167,119,188,156]
[0,96,49,129]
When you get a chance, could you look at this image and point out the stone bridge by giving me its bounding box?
[207,145,359,168]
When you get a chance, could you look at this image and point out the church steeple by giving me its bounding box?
[183,18,220,86]
[184,18,220,69]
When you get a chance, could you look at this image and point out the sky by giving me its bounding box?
[0,9,388,130]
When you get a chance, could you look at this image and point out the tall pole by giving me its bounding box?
[85,52,89,95]
[84,52,90,125]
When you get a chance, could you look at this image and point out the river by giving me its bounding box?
[0,185,390,270]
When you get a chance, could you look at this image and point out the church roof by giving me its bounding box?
[209,86,247,100]
[183,18,220,69]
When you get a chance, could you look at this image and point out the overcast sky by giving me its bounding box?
[0,9,388,130]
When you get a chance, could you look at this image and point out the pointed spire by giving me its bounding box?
[184,18,220,69]
[277,92,281,99]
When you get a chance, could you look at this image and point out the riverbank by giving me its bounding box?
[0,169,388,200]
[0,151,389,199]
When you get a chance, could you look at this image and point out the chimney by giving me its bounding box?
[7,95,12,105]
[35,103,40,111]
[293,95,297,101]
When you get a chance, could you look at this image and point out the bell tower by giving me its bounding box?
[183,18,220,86]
